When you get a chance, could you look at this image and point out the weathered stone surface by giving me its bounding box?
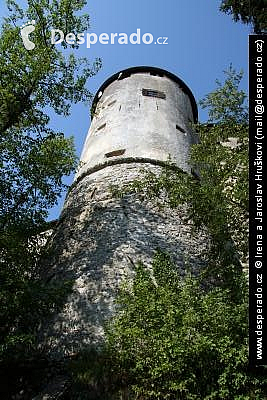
[40,163,207,356]
[77,67,198,179]
[39,67,207,357]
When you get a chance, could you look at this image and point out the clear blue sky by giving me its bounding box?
[0,0,250,220]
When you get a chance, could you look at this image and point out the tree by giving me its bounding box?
[0,1,101,394]
[104,252,266,400]
[220,0,267,33]
[191,66,248,280]
[0,0,101,228]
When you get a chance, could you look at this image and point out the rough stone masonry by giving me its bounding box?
[40,67,208,356]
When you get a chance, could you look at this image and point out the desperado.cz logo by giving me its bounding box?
[20,20,36,50]
[20,22,168,50]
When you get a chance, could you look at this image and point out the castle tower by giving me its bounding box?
[77,66,198,179]
[42,67,206,356]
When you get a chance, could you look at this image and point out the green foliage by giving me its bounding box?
[0,225,74,398]
[199,67,247,124]
[110,162,189,209]
[103,251,266,399]
[1,134,77,229]
[67,348,126,400]
[220,0,267,33]
[191,66,248,268]
[0,0,101,227]
[0,0,101,384]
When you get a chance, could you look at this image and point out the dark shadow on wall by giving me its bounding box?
[38,166,207,356]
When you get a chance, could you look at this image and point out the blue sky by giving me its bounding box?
[0,0,250,220]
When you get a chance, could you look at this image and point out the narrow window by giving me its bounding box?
[105,149,126,158]
[176,124,186,134]
[90,187,97,199]
[97,123,106,131]
[108,100,117,107]
[142,88,166,99]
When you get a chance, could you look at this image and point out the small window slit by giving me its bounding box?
[97,123,106,131]
[105,149,126,158]
[176,124,186,133]
[108,100,117,107]
[142,88,166,99]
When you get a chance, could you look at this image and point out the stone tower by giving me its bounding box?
[42,66,206,356]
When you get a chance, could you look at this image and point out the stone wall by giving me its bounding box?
[40,163,207,357]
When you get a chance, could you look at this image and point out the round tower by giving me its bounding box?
[77,66,198,180]
[41,67,206,356]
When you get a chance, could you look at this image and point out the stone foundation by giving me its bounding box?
[40,163,207,356]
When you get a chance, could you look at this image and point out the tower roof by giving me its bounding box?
[92,66,198,122]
